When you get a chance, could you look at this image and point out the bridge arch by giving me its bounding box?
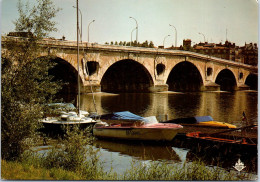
[100,59,154,92]
[245,73,258,90]
[166,61,203,92]
[46,56,83,95]
[215,68,237,91]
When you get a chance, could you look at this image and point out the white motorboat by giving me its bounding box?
[93,111,183,141]
[40,104,97,132]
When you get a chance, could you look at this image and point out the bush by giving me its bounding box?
[40,126,114,179]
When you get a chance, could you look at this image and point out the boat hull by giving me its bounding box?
[186,131,257,149]
[162,116,237,135]
[40,117,97,135]
[93,123,182,141]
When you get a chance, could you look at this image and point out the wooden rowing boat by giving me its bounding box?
[186,125,257,148]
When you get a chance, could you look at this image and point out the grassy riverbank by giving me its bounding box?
[2,157,252,181]
[1,160,81,180]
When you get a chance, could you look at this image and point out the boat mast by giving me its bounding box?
[76,0,80,115]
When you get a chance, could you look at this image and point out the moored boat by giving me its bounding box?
[93,111,183,141]
[186,124,257,149]
[161,116,237,134]
[40,103,97,133]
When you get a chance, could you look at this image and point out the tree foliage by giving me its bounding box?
[107,40,155,48]
[1,0,61,160]
[13,0,61,38]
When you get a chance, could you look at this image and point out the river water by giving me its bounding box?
[80,91,258,126]
[63,91,258,176]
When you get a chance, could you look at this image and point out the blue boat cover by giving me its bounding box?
[98,111,147,122]
[162,116,213,124]
[194,116,213,122]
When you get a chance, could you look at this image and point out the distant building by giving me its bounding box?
[193,41,237,60]
[240,43,258,66]
[186,40,258,66]
[183,39,192,51]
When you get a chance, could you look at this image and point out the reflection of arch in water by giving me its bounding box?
[166,61,203,92]
[245,74,258,90]
[101,59,154,93]
[81,92,172,119]
[167,93,202,119]
[80,92,173,120]
[215,69,237,91]
[100,93,152,115]
[198,92,236,123]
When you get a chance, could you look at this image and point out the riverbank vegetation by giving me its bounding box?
[2,127,250,181]
[2,158,245,180]
[1,0,61,160]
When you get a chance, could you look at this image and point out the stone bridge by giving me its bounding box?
[2,36,258,93]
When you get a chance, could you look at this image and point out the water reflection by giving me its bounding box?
[80,91,257,125]
[173,136,258,173]
[94,139,184,162]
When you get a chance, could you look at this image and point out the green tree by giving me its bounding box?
[1,0,61,160]
[14,0,61,38]
[133,40,137,47]
[141,40,149,48]
[149,41,155,48]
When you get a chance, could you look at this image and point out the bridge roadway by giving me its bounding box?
[2,36,258,93]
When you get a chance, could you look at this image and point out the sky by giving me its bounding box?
[1,0,259,47]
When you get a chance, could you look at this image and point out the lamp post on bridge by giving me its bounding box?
[73,6,82,42]
[130,27,136,46]
[88,20,95,42]
[169,24,177,48]
[163,35,171,48]
[129,16,138,44]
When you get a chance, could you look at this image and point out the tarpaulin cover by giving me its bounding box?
[98,111,148,122]
[162,116,213,124]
